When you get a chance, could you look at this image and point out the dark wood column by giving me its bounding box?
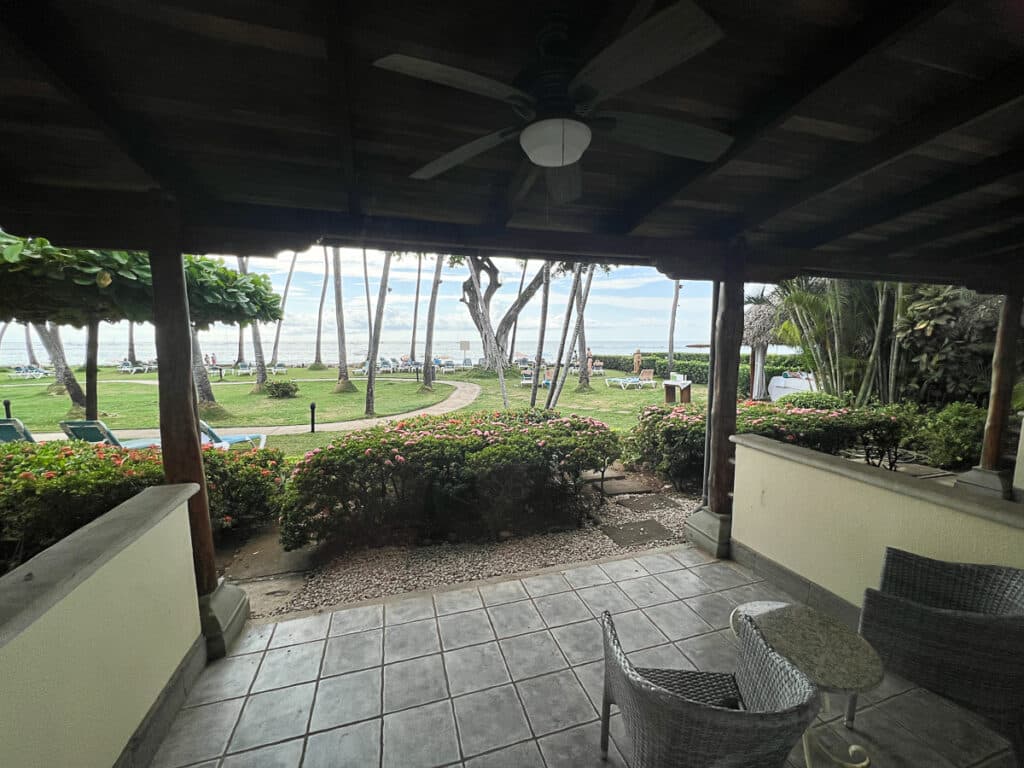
[149,241,218,597]
[708,263,745,517]
[981,292,1022,470]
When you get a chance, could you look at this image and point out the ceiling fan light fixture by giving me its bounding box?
[519,118,591,167]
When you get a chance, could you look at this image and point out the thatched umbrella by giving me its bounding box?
[744,303,779,399]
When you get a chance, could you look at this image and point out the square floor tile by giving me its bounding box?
[627,643,694,671]
[454,684,532,757]
[522,573,572,597]
[150,698,243,768]
[676,629,737,672]
[229,623,273,656]
[499,630,566,680]
[228,682,315,753]
[599,558,649,581]
[464,740,545,768]
[384,654,448,712]
[669,546,714,567]
[562,564,610,588]
[382,699,460,768]
[517,669,596,736]
[538,722,627,767]
[311,667,382,730]
[384,618,440,663]
[445,641,510,696]
[633,552,683,574]
[488,600,545,638]
[576,584,636,615]
[186,652,261,706]
[571,660,606,711]
[321,629,382,677]
[685,592,736,630]
[643,601,713,640]
[252,641,324,693]
[437,608,495,650]
[616,575,676,608]
[656,568,714,599]
[269,614,330,649]
[719,581,792,607]
[691,562,752,590]
[479,580,528,606]
[303,719,381,768]
[435,587,483,615]
[551,619,604,665]
[385,596,435,624]
[534,591,592,627]
[606,610,666,652]
[329,604,383,636]
[220,737,303,768]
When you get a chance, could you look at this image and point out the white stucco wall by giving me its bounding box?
[0,486,200,768]
[731,435,1024,607]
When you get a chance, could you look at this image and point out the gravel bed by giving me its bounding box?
[265,484,700,617]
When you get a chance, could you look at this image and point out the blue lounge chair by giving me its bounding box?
[0,418,36,443]
[199,420,266,450]
[59,420,161,449]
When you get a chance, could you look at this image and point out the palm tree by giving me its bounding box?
[551,264,595,406]
[311,247,330,369]
[190,325,219,409]
[270,250,297,367]
[32,322,86,409]
[409,252,423,362]
[507,260,528,364]
[0,322,7,352]
[365,251,392,416]
[667,280,681,372]
[363,247,374,347]
[530,263,551,407]
[575,264,596,391]
[421,254,444,391]
[127,321,138,364]
[235,325,246,365]
[24,324,39,366]
[546,265,581,409]
[331,246,356,393]
[238,257,267,392]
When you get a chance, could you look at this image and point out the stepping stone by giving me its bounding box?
[601,477,656,495]
[615,494,679,513]
[601,519,674,546]
[580,468,627,483]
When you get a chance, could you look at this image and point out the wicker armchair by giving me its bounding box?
[600,611,819,767]
[849,547,1024,763]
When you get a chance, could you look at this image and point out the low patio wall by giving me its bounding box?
[731,435,1024,609]
[0,484,202,768]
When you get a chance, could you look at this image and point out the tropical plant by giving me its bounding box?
[265,380,299,398]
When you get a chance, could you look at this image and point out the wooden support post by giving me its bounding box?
[981,292,1022,470]
[708,271,745,518]
[85,317,99,420]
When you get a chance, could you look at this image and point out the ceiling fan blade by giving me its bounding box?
[593,111,732,162]
[411,127,521,180]
[374,54,534,108]
[570,0,722,111]
[545,164,582,204]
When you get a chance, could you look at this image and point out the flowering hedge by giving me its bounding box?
[279,409,621,550]
[0,441,287,571]
[628,400,907,488]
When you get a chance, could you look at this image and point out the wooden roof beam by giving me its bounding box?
[730,59,1024,238]
[323,0,361,216]
[617,0,952,234]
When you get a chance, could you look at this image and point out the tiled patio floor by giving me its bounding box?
[150,544,1014,768]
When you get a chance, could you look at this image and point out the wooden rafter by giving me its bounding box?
[323,0,361,216]
[618,0,952,234]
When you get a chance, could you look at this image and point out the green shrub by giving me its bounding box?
[0,441,286,571]
[279,409,621,549]
[914,402,986,470]
[265,379,299,398]
[776,392,845,409]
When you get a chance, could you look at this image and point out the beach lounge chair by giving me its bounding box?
[0,418,36,443]
[638,368,657,388]
[59,420,161,449]
[234,362,253,376]
[520,369,534,387]
[199,420,266,450]
[606,376,640,389]
[270,363,287,375]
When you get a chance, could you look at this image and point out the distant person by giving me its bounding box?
[633,348,642,374]
[210,353,217,366]
[586,347,593,373]
[204,354,210,366]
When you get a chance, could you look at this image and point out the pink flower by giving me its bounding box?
[364,448,372,456]
[384,459,393,467]
[396,455,406,463]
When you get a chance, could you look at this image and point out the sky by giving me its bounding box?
[0,248,773,366]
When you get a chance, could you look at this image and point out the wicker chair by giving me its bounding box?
[848,547,1024,764]
[600,611,819,767]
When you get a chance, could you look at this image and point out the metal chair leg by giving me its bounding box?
[600,691,611,759]
[844,693,858,728]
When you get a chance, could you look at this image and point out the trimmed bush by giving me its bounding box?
[279,409,621,549]
[0,441,287,571]
[265,379,299,398]
[912,401,986,470]
[775,392,845,409]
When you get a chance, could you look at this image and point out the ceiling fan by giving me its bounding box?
[373,0,732,204]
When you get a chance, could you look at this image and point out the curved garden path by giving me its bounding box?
[32,378,481,441]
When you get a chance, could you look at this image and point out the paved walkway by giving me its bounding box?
[32,379,481,441]
[148,544,1013,768]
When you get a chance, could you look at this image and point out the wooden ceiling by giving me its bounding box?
[1,0,1023,290]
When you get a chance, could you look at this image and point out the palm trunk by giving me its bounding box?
[332,246,356,392]
[236,325,246,364]
[855,283,891,406]
[508,261,528,365]
[363,247,374,355]
[33,322,86,409]
[831,281,845,393]
[575,264,595,391]
[127,322,137,364]
[751,343,769,399]
[667,280,681,372]
[238,256,267,390]
[552,264,594,407]
[546,264,581,409]
[365,251,392,416]
[24,324,39,366]
[270,251,297,367]
[85,318,99,420]
[191,325,217,404]
[530,263,551,408]
[468,255,508,408]
[312,247,329,368]
[0,321,8,349]
[410,252,423,362]
[887,283,904,404]
[422,254,444,390]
